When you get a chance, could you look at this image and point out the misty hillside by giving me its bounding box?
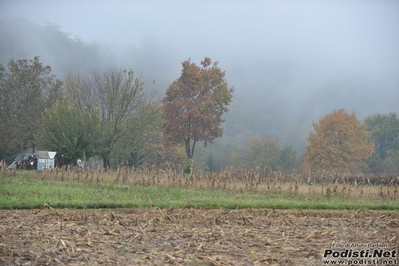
[0,19,309,149]
[1,3,398,160]
[0,19,114,77]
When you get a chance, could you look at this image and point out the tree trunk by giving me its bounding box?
[184,137,191,158]
[135,152,140,168]
[102,149,111,170]
[184,137,196,159]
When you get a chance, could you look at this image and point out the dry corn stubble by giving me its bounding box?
[0,208,398,265]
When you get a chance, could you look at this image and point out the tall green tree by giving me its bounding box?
[0,57,62,156]
[364,113,399,174]
[162,57,233,159]
[35,98,101,166]
[277,145,299,172]
[304,109,374,172]
[64,67,154,169]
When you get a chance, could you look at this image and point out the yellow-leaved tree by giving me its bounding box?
[303,109,374,172]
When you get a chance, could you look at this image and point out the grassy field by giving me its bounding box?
[1,166,398,210]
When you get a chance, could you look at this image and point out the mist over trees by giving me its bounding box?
[0,18,114,78]
[0,16,398,174]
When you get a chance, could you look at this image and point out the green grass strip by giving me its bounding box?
[1,174,398,210]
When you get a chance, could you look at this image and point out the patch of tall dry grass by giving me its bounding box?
[3,163,399,201]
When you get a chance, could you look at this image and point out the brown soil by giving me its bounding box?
[1,208,398,265]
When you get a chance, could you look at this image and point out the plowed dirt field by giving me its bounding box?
[1,208,398,265]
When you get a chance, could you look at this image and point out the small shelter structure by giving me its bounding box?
[36,151,56,171]
[7,151,56,171]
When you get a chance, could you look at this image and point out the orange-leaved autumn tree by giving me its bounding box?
[162,57,233,159]
[304,109,374,172]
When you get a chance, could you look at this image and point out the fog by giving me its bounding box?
[1,0,399,150]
